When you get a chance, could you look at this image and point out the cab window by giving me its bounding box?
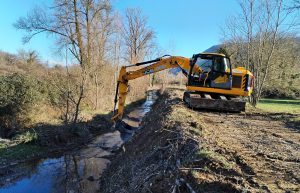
[195,57,212,72]
[213,57,229,72]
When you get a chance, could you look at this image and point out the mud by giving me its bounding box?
[0,90,159,193]
[100,88,300,193]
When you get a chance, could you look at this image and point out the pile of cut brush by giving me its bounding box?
[100,89,248,193]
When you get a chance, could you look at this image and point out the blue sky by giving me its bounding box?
[0,0,239,64]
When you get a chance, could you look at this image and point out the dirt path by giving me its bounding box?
[101,88,300,193]
[201,111,300,192]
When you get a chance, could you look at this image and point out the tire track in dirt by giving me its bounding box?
[200,111,300,192]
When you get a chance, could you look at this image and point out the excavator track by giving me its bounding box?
[183,91,246,112]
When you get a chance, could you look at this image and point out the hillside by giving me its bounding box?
[0,50,48,75]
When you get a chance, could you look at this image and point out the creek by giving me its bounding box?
[0,90,158,193]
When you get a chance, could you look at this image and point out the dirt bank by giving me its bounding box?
[100,88,300,193]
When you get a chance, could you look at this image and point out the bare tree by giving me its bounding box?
[119,8,156,102]
[91,9,115,110]
[290,0,300,9]
[14,0,112,123]
[223,0,298,106]
[122,8,155,64]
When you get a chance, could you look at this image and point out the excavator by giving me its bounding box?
[112,52,254,130]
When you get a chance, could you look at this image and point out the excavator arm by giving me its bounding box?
[112,56,199,122]
[112,52,253,130]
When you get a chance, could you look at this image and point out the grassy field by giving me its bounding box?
[256,98,300,126]
[257,98,300,114]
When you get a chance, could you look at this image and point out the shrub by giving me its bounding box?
[0,73,41,115]
[261,86,300,99]
[0,73,43,137]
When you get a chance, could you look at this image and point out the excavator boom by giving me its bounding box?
[112,56,195,121]
[112,53,254,129]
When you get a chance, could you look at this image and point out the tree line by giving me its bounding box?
[0,0,299,137]
[221,0,300,106]
[0,0,163,137]
[14,0,159,122]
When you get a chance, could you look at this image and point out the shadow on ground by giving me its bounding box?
[0,98,146,168]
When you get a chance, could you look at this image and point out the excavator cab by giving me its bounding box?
[188,53,232,89]
[184,53,254,112]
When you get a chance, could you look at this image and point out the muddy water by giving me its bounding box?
[0,90,158,193]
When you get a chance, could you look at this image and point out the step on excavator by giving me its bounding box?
[112,53,254,131]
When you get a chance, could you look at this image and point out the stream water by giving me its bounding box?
[0,90,158,193]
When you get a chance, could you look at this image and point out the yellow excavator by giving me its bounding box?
[112,53,254,129]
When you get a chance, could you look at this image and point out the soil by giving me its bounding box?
[100,88,300,193]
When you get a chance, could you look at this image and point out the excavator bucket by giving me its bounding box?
[183,92,246,112]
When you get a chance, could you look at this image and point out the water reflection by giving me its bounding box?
[0,155,110,193]
[122,90,158,128]
[56,155,110,193]
[0,90,158,193]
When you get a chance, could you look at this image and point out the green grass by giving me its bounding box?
[0,143,44,162]
[0,131,44,163]
[257,98,300,114]
[0,143,6,149]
